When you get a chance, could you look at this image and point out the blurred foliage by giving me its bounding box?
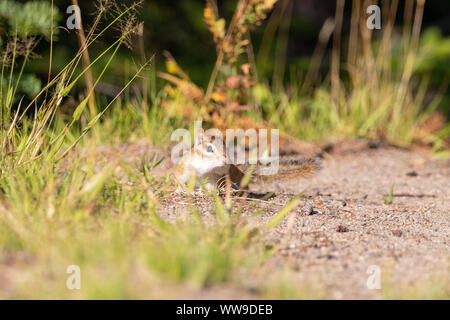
[11,73,41,98]
[2,0,449,135]
[0,0,62,102]
[0,0,60,39]
[22,1,448,96]
[158,0,277,130]
[414,28,450,85]
[414,28,450,119]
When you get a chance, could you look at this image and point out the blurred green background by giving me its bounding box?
[1,0,449,117]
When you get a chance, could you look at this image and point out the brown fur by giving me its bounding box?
[173,130,321,191]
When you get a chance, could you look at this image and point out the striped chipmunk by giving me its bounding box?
[172,128,320,192]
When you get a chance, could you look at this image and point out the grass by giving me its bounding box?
[0,144,302,298]
[382,269,450,300]
[255,0,446,146]
[383,185,395,205]
[0,0,448,299]
[156,0,447,149]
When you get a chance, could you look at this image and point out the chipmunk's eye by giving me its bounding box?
[206,144,214,153]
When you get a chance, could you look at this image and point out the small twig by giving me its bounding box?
[393,193,436,198]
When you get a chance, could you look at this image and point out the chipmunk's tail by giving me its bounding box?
[255,157,320,182]
[236,157,321,184]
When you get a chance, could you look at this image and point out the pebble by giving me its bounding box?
[406,171,418,177]
[309,208,323,215]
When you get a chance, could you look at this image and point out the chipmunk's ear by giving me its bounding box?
[194,128,205,146]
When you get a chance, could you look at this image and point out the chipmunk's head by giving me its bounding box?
[191,129,229,175]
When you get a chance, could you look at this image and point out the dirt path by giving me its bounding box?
[157,141,449,298]
[83,140,449,298]
[261,143,449,298]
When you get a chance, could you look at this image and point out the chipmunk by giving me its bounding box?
[172,129,320,192]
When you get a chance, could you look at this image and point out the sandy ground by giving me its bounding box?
[9,139,446,299]
[266,142,449,298]
[146,140,449,299]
